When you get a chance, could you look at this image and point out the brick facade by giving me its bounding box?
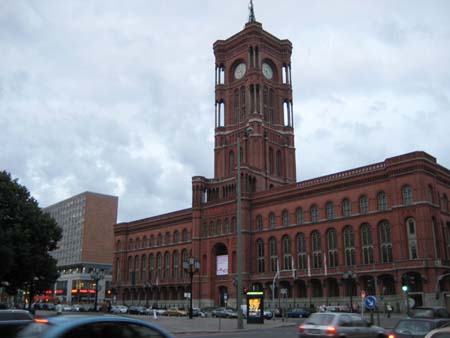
[112,20,450,312]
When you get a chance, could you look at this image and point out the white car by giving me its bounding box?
[111,305,128,314]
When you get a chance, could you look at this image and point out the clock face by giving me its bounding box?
[262,62,273,79]
[234,63,246,80]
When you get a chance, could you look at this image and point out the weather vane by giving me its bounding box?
[248,0,256,22]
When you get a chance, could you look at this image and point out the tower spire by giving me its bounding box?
[248,0,256,22]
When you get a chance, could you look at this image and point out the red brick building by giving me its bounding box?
[113,12,450,312]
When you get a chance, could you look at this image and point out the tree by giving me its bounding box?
[0,170,62,300]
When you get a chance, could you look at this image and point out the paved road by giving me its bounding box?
[35,310,405,335]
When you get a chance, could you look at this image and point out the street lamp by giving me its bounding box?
[183,257,200,319]
[144,282,151,308]
[236,126,253,329]
[91,269,105,312]
[342,271,356,312]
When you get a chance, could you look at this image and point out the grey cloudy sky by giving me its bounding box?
[1,0,449,222]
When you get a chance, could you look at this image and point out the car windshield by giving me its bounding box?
[395,320,433,334]
[306,313,335,325]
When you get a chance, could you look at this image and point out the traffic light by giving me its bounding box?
[402,285,408,292]
[106,289,112,296]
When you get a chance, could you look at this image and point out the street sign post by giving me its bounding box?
[365,296,377,310]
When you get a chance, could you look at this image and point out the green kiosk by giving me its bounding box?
[246,291,264,324]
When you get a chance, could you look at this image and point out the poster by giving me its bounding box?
[216,255,228,275]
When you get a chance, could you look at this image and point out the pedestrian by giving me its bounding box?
[386,303,392,318]
[56,301,63,316]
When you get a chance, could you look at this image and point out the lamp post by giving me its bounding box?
[183,257,200,319]
[91,269,104,312]
[342,271,356,312]
[144,282,151,308]
[236,126,253,329]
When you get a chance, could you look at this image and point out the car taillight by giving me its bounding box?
[326,326,336,334]
[298,325,305,332]
[388,335,395,338]
[34,318,49,324]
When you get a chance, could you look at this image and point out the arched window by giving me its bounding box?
[149,254,155,281]
[443,194,449,212]
[379,221,393,263]
[128,239,133,250]
[181,249,188,279]
[296,233,307,270]
[173,230,179,243]
[165,232,170,245]
[276,150,282,176]
[269,237,278,272]
[282,209,289,226]
[224,218,230,233]
[282,235,292,270]
[296,207,304,224]
[116,240,121,251]
[311,231,322,268]
[327,229,338,268]
[209,221,215,236]
[157,233,162,246]
[141,254,147,282]
[182,228,188,241]
[142,237,147,248]
[326,201,334,220]
[115,258,120,282]
[342,198,351,217]
[173,251,179,280]
[359,195,368,214]
[127,256,132,282]
[256,215,263,231]
[135,238,140,249]
[231,217,236,233]
[427,185,434,203]
[406,217,418,259]
[156,253,162,279]
[134,255,139,282]
[217,220,222,235]
[402,185,413,205]
[377,191,387,211]
[361,223,373,264]
[229,151,235,175]
[310,205,319,223]
[269,212,276,229]
[343,226,355,266]
[164,251,170,279]
[256,239,265,273]
[150,235,155,247]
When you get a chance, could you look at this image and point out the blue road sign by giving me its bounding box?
[365,296,377,310]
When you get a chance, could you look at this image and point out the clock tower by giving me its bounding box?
[192,3,296,210]
[212,7,296,193]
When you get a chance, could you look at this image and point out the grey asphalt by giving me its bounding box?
[35,311,404,335]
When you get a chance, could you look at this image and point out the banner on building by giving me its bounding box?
[216,255,228,275]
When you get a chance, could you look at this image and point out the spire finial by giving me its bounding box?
[248,0,256,22]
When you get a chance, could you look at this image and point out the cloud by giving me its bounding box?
[1,0,450,222]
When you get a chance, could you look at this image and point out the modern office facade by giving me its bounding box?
[112,8,450,312]
[45,191,118,305]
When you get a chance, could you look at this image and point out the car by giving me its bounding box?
[61,305,73,312]
[410,307,450,319]
[192,308,207,317]
[424,325,450,338]
[211,307,237,318]
[390,317,450,338]
[127,306,146,315]
[263,309,274,319]
[17,315,174,338]
[288,308,310,318]
[267,308,282,317]
[298,312,387,338]
[111,305,128,314]
[0,309,34,338]
[167,307,188,317]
